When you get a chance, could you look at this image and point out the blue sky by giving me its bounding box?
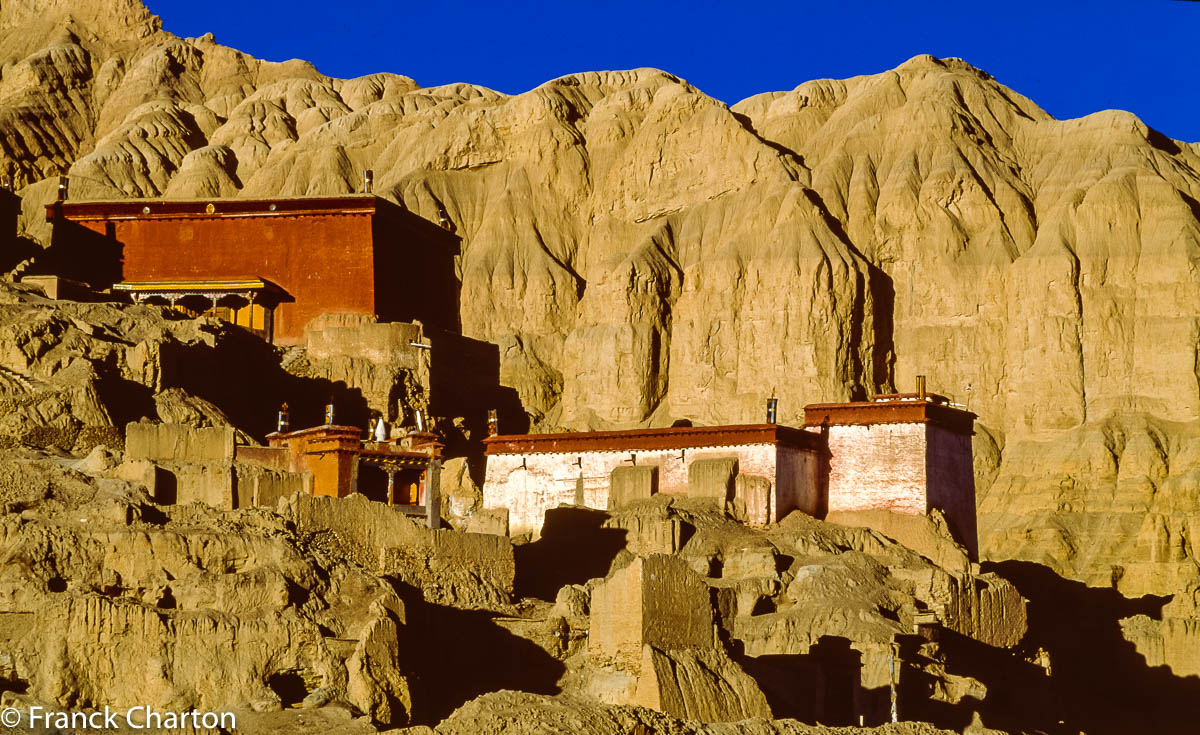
[144,0,1200,142]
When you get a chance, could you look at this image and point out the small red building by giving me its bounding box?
[44,195,458,344]
[256,424,443,527]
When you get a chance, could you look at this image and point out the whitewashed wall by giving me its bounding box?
[824,423,928,515]
[484,443,784,537]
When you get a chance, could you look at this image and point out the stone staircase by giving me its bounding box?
[0,365,35,393]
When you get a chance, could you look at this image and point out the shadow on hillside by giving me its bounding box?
[730,563,1199,735]
[40,214,124,286]
[0,231,39,275]
[152,328,375,436]
[924,626,1059,733]
[794,186,897,399]
[514,507,628,600]
[393,581,564,726]
[426,328,528,484]
[983,559,1199,735]
[736,633,979,727]
[736,635,878,725]
[68,315,379,441]
[135,319,528,462]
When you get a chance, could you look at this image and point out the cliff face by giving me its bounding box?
[5,0,1200,595]
[732,62,1200,598]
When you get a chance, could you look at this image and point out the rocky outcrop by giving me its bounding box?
[432,691,973,735]
[439,456,482,524]
[4,1,1200,728]
[0,281,243,451]
[0,449,413,725]
[511,500,1026,729]
[979,414,1200,597]
[0,281,434,452]
[291,318,431,425]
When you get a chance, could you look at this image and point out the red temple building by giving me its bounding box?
[43,194,459,344]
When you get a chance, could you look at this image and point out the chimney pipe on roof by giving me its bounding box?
[916,375,927,400]
[57,176,68,201]
[363,170,373,194]
[766,397,778,425]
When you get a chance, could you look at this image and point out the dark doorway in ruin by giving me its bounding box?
[738,634,876,725]
[356,464,390,504]
[154,467,178,505]
[0,674,29,696]
[267,671,309,708]
[394,582,566,726]
[514,507,629,600]
[811,635,862,726]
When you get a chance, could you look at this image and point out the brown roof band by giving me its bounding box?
[802,401,976,435]
[483,423,823,456]
[268,425,363,440]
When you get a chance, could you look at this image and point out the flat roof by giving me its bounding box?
[803,396,976,435]
[47,195,379,221]
[268,424,363,441]
[113,278,283,293]
[483,423,824,456]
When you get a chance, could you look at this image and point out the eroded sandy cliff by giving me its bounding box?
[3,0,1200,731]
[6,0,1200,596]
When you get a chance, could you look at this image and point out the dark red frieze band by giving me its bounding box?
[46,195,378,221]
[483,423,824,456]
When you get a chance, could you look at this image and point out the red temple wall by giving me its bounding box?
[81,212,377,343]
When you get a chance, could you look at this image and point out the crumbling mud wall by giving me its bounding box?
[295,318,430,425]
[584,554,773,722]
[285,492,515,610]
[510,498,1029,729]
